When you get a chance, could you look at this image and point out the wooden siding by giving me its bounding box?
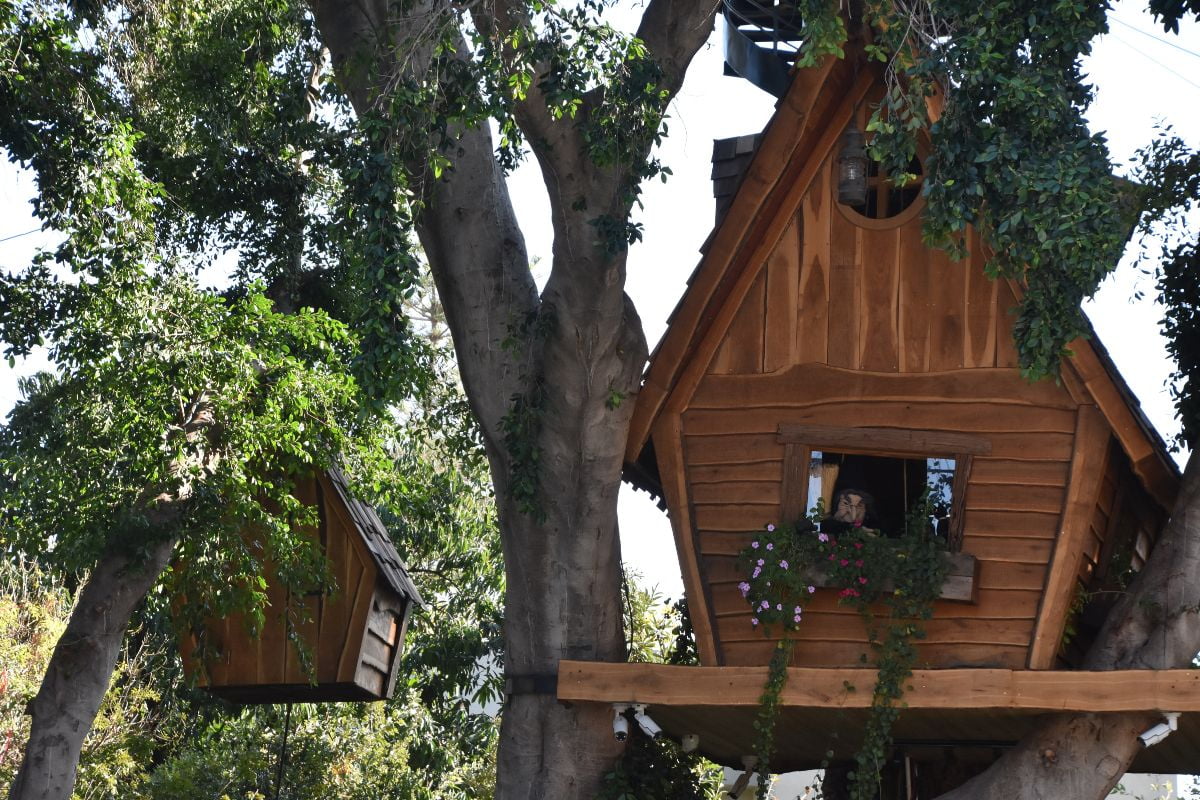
[185,475,409,702]
[710,157,1018,376]
[684,362,1076,668]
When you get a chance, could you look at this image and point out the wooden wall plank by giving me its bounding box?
[963,511,1062,538]
[715,614,1033,647]
[683,431,1070,465]
[336,564,375,683]
[858,226,901,371]
[710,271,766,374]
[994,279,1021,369]
[682,403,1076,437]
[798,166,831,364]
[723,640,1028,669]
[827,196,861,369]
[897,218,931,372]
[958,536,1053,564]
[926,247,967,371]
[970,459,1071,487]
[965,484,1064,514]
[1029,406,1112,668]
[692,480,782,505]
[964,232,999,367]
[764,216,801,372]
[691,363,1076,409]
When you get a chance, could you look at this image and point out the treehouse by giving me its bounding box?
[180,467,423,704]
[557,23,1200,781]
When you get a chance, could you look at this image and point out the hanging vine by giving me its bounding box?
[737,497,947,799]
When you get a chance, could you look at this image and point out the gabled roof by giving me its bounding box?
[623,51,1179,510]
[324,466,425,608]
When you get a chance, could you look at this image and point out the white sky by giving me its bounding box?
[2,1,1199,601]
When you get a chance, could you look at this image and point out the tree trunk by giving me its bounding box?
[7,537,175,800]
[307,0,714,793]
[933,453,1200,800]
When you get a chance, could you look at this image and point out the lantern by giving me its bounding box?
[837,120,868,207]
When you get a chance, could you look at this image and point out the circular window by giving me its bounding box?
[837,151,926,229]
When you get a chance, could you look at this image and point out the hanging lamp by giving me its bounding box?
[837,120,869,207]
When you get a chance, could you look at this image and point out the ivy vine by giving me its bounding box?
[737,497,947,800]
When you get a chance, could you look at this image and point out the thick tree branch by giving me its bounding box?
[934,453,1200,800]
[310,0,539,456]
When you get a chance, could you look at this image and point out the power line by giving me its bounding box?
[0,227,42,244]
[1112,17,1200,60]
[1110,33,1200,92]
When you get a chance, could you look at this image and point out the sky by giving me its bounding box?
[2,1,1200,603]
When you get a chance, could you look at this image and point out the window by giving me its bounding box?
[806,451,956,542]
[778,425,991,552]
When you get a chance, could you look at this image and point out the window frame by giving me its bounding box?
[776,424,991,553]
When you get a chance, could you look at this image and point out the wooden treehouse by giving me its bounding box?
[557,16,1200,780]
[181,467,423,704]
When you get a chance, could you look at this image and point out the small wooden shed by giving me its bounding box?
[181,467,423,704]
[558,48,1200,775]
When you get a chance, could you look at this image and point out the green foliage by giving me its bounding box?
[794,1,1130,379]
[596,728,722,800]
[737,499,947,800]
[1131,129,1200,448]
[0,558,203,799]
[139,697,497,800]
[750,640,792,800]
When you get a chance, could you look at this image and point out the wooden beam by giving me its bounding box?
[1027,405,1111,669]
[557,660,1200,712]
[652,414,720,665]
[776,424,992,456]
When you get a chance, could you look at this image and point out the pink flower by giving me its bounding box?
[828,554,835,561]
[840,559,849,567]
[854,542,863,549]
[738,581,751,596]
[766,543,774,551]
[859,576,868,585]
[767,524,775,532]
[757,558,765,567]
[752,567,761,578]
[751,541,759,549]
[751,617,759,626]
[776,603,783,611]
[818,532,829,543]
[853,520,863,528]
[760,600,770,610]
[855,560,863,568]
[807,585,816,594]
[794,606,802,614]
[793,614,802,623]
[780,560,789,570]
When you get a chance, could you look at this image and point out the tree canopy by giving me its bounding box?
[4,0,1200,798]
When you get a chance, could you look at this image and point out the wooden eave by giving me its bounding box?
[622,57,1180,514]
[559,660,1200,773]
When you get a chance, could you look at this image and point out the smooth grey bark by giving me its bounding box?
[308,0,715,795]
[7,535,176,800]
[934,453,1200,800]
[8,402,212,800]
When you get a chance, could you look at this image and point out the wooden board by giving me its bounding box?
[690,363,1076,410]
[1029,406,1113,668]
[682,403,1077,436]
[557,661,1200,712]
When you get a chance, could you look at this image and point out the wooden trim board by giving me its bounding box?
[1027,405,1111,669]
[558,660,1200,712]
[777,424,992,456]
